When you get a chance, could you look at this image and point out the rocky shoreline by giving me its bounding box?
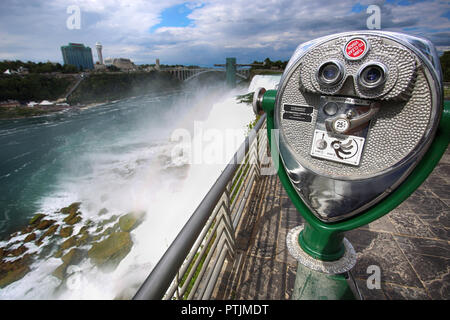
[0,202,145,292]
[0,103,104,120]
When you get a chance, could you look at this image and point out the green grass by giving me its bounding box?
[230,161,251,204]
[178,230,217,299]
[247,114,261,133]
[236,92,253,105]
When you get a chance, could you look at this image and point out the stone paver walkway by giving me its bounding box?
[213,147,450,300]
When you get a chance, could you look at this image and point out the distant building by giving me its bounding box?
[94,62,107,71]
[3,67,29,75]
[61,43,94,71]
[17,66,29,74]
[95,42,104,65]
[104,57,136,71]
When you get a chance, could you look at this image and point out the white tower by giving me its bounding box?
[96,42,103,65]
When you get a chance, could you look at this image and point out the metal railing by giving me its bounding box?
[133,114,268,300]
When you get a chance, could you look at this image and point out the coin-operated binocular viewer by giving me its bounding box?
[253,31,449,299]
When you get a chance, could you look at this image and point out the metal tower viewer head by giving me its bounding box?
[253,30,449,265]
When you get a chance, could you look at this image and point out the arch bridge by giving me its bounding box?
[161,58,261,87]
[163,67,250,83]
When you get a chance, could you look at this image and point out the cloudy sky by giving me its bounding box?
[0,0,449,66]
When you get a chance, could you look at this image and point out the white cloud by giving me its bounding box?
[0,0,448,65]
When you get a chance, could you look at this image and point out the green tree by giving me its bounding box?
[0,74,72,101]
[62,64,78,73]
[250,58,288,71]
[107,65,120,72]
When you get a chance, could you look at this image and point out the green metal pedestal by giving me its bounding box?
[292,263,360,300]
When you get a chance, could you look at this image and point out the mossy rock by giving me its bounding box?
[60,202,81,215]
[37,241,57,260]
[63,209,82,225]
[0,265,30,288]
[88,231,132,270]
[0,254,32,288]
[99,215,118,227]
[112,223,120,233]
[64,210,80,221]
[91,234,102,242]
[60,226,74,238]
[36,219,56,230]
[62,248,84,265]
[68,216,82,225]
[98,208,108,216]
[21,225,35,234]
[118,211,145,232]
[24,233,37,243]
[8,245,28,257]
[43,224,58,237]
[77,226,88,235]
[52,247,85,279]
[76,232,90,246]
[53,249,64,258]
[101,226,116,237]
[84,220,94,228]
[29,213,46,225]
[60,236,77,250]
[36,224,59,246]
[52,263,67,280]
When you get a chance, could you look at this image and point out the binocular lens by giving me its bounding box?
[317,61,344,86]
[365,67,381,82]
[358,63,386,89]
[323,64,339,80]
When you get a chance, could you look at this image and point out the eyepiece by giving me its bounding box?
[357,63,387,89]
[252,87,266,116]
[316,60,345,86]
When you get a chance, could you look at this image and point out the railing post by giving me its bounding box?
[223,186,236,247]
[176,270,181,300]
[256,126,262,178]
